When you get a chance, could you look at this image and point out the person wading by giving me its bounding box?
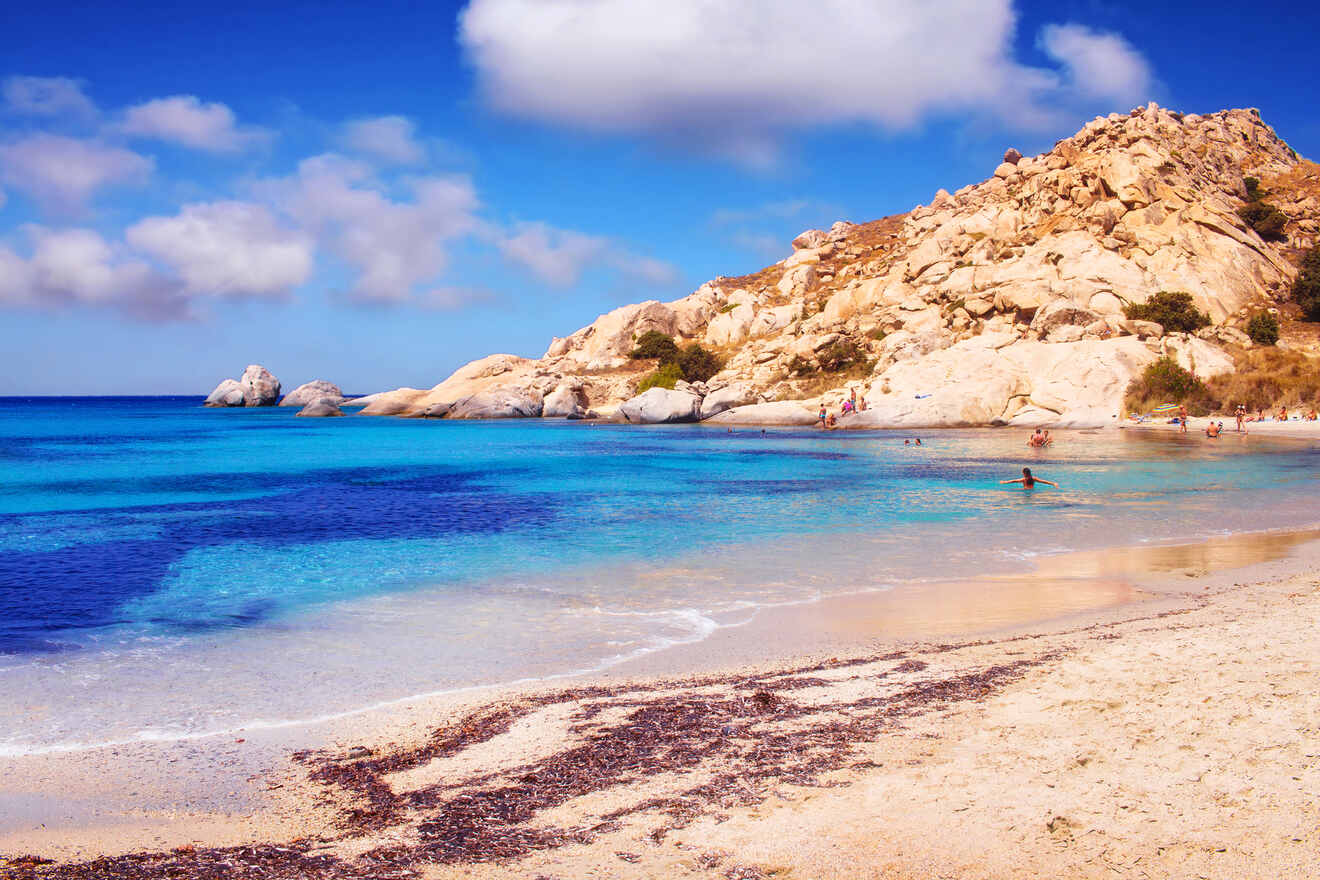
[1000,467,1058,490]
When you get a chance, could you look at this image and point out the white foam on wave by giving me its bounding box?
[0,605,736,758]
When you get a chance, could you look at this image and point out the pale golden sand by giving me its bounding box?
[3,532,1320,879]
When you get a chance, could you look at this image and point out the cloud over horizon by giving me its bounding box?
[459,0,1155,165]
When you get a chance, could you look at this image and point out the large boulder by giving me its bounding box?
[776,264,817,298]
[705,302,755,346]
[239,365,281,406]
[356,388,428,416]
[792,229,828,250]
[853,335,1225,428]
[281,380,344,407]
[699,383,759,420]
[447,388,543,419]
[543,381,589,418]
[296,398,345,418]
[204,365,280,407]
[617,387,701,424]
[704,401,818,426]
[1031,299,1104,339]
[204,378,245,407]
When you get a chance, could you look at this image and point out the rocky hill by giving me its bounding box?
[356,103,1319,427]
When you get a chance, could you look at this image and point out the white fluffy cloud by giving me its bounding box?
[0,226,187,319]
[0,134,153,214]
[260,154,480,302]
[495,221,677,287]
[459,0,1152,163]
[126,201,314,298]
[496,222,608,286]
[2,76,98,118]
[119,95,265,152]
[1037,24,1152,104]
[339,116,425,164]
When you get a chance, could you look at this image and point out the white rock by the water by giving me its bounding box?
[239,365,281,407]
[543,380,589,418]
[447,388,543,419]
[295,399,345,417]
[281,380,344,407]
[699,383,759,420]
[204,379,245,407]
[357,388,428,415]
[617,387,701,424]
[704,401,819,426]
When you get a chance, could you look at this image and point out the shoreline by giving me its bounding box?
[4,524,1320,877]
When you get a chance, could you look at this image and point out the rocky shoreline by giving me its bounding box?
[205,104,1319,429]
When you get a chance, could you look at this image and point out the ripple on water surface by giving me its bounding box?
[1,397,1318,752]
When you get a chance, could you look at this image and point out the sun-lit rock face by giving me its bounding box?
[205,365,281,407]
[356,105,1319,426]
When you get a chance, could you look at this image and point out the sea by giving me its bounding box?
[2,396,1318,756]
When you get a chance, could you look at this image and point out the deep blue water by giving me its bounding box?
[2,396,1318,752]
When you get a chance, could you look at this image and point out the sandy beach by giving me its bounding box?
[4,524,1320,879]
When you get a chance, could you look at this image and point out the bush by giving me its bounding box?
[1123,291,1210,333]
[1294,246,1320,321]
[1243,176,1262,201]
[1238,201,1288,240]
[1124,356,1214,416]
[629,331,679,361]
[675,343,722,383]
[629,332,722,382]
[636,362,683,392]
[787,355,814,377]
[1246,311,1279,345]
[817,340,867,372]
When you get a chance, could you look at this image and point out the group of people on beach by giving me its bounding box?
[1235,404,1319,425]
[817,389,866,429]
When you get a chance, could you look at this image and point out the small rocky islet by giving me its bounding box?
[206,104,1320,427]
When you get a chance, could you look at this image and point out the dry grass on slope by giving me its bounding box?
[1204,346,1320,413]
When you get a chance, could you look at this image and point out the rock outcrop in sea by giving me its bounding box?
[332,106,1320,427]
[296,399,345,417]
[281,380,345,407]
[205,365,281,407]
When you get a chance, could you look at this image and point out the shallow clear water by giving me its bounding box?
[2,396,1318,754]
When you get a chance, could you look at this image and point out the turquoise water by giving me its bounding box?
[2,396,1318,754]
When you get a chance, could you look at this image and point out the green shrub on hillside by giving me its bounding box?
[629,330,680,361]
[817,340,867,373]
[787,355,814,377]
[1243,176,1263,201]
[1294,246,1320,321]
[1246,311,1279,345]
[636,362,683,392]
[1125,356,1214,416]
[630,332,723,384]
[1238,201,1289,240]
[1123,291,1210,333]
[675,343,722,383]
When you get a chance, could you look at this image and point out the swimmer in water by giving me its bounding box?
[1000,466,1058,489]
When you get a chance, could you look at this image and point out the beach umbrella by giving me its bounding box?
[1151,403,1179,414]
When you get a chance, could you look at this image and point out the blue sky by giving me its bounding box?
[2,0,1316,395]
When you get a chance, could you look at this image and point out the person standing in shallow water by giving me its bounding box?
[1000,467,1058,489]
